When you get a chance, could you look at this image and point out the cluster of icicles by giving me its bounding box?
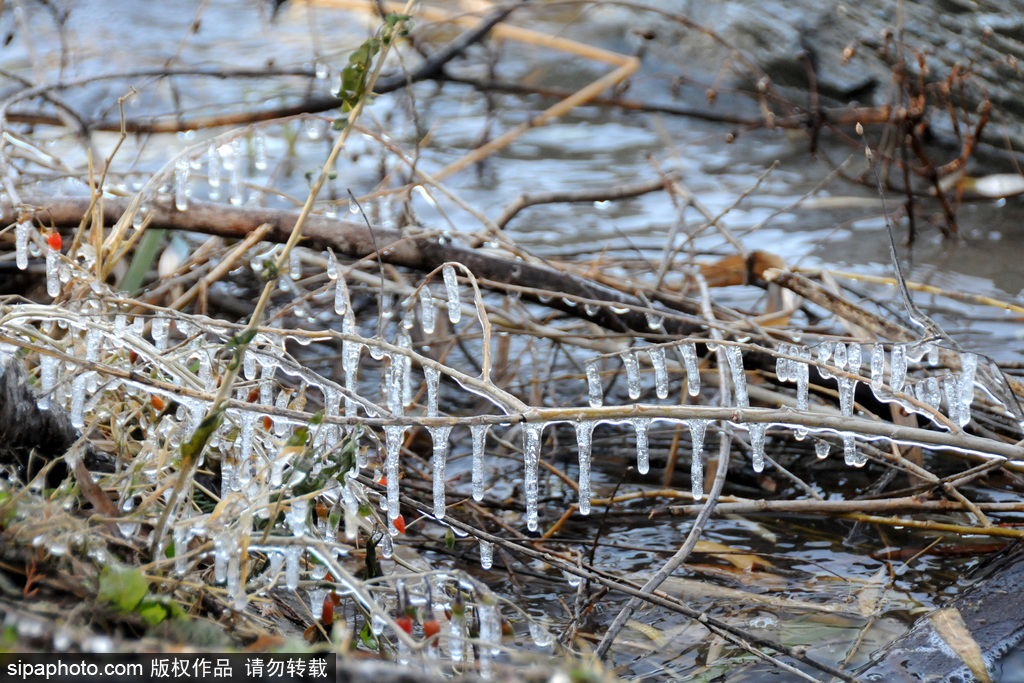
[6,239,986,671]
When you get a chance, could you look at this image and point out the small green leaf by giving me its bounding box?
[359,623,378,650]
[136,597,186,626]
[445,527,455,550]
[165,541,175,559]
[309,409,325,426]
[98,565,148,612]
[331,118,348,131]
[358,503,372,517]
[285,426,310,448]
[180,408,224,464]
[225,328,257,350]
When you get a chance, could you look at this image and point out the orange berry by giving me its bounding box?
[47,231,62,251]
[151,395,165,411]
[393,514,406,534]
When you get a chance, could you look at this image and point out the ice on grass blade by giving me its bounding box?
[430,426,452,519]
[891,344,907,394]
[442,265,461,324]
[15,220,30,270]
[957,353,978,427]
[285,545,302,590]
[45,246,60,298]
[425,366,441,417]
[480,540,493,570]
[843,434,865,467]
[816,344,833,380]
[870,343,885,393]
[688,420,708,500]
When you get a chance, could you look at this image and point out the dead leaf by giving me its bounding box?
[931,607,991,683]
[692,539,774,572]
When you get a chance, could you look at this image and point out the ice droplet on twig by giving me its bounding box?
[725,345,748,407]
[843,434,865,467]
[622,350,641,400]
[575,420,594,515]
[748,422,767,473]
[523,424,543,532]
[442,265,461,324]
[632,418,651,475]
[650,346,668,399]
[471,424,487,501]
[891,344,907,394]
[688,419,708,500]
[957,353,978,427]
[815,439,830,459]
[816,344,833,380]
[679,342,701,396]
[585,361,603,408]
[430,426,452,519]
[207,144,221,200]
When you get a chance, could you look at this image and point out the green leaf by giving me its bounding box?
[365,532,383,579]
[180,408,224,464]
[136,597,186,626]
[225,328,257,350]
[358,503,372,517]
[309,409,325,426]
[285,426,310,448]
[331,118,348,131]
[98,565,148,613]
[359,623,378,650]
[165,541,175,559]
[445,527,455,551]
[383,12,411,27]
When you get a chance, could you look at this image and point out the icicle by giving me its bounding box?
[274,388,290,436]
[957,353,977,427]
[384,425,404,530]
[207,144,222,200]
[442,265,461,324]
[449,605,465,663]
[523,424,543,532]
[688,420,708,500]
[870,343,884,394]
[289,248,302,280]
[585,361,603,408]
[649,346,669,399]
[679,342,701,396]
[284,546,302,590]
[430,426,452,519]
[253,130,268,170]
[229,141,243,206]
[334,273,349,317]
[342,310,360,416]
[471,424,487,502]
[815,439,830,459]
[944,374,959,425]
[575,420,594,515]
[45,246,60,298]
[833,342,847,371]
[748,422,767,473]
[632,418,651,475]
[480,540,493,570]
[238,411,256,488]
[15,220,30,270]
[425,366,440,417]
[843,434,865,467]
[847,343,862,375]
[796,346,810,413]
[621,350,641,400]
[645,312,664,330]
[838,377,856,417]
[816,344,833,379]
[927,343,940,366]
[174,158,190,211]
[287,498,309,536]
[891,344,907,394]
[152,316,169,351]
[725,345,748,407]
[419,286,435,334]
[70,373,86,428]
[39,353,57,408]
[923,376,941,411]
[173,525,189,575]
[776,344,792,382]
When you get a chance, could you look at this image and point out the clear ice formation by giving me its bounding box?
[650,346,669,399]
[442,265,461,324]
[523,424,543,532]
[688,419,708,500]
[471,424,488,501]
[622,350,641,400]
[632,418,651,475]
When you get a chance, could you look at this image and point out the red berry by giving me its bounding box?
[422,619,440,640]
[321,595,334,625]
[393,514,406,534]
[395,616,413,634]
[47,231,62,251]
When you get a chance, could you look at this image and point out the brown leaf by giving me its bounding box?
[930,607,992,683]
